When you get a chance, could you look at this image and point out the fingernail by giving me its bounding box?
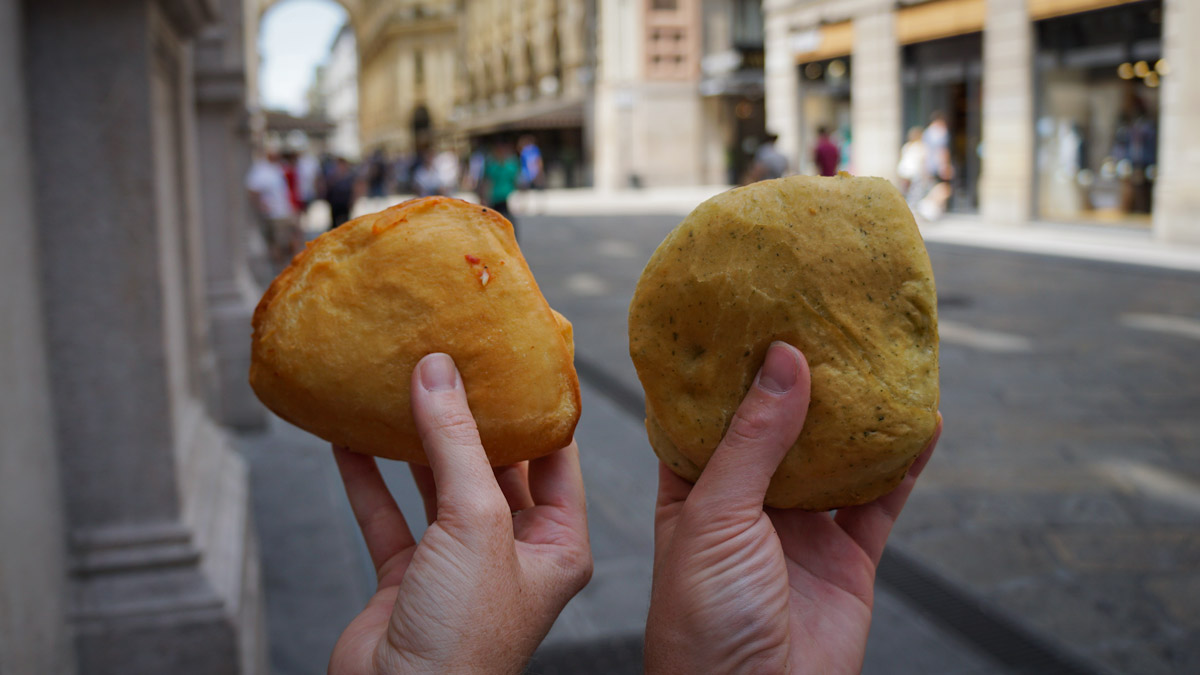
[420,353,458,392]
[756,342,798,395]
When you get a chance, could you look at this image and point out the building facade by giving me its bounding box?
[358,0,459,152]
[320,22,362,160]
[594,0,772,190]
[453,0,593,187]
[765,0,1200,242]
[2,0,267,672]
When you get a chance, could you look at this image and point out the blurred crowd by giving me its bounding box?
[740,112,957,221]
[245,135,546,264]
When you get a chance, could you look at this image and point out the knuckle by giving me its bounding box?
[428,406,480,444]
[448,494,508,530]
[558,545,594,592]
[453,493,510,526]
[723,407,776,448]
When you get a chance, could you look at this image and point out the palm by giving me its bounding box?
[330,452,591,675]
[773,509,880,673]
[649,424,939,674]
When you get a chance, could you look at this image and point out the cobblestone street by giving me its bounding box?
[240,212,1200,674]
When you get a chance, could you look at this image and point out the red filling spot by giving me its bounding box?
[465,254,481,264]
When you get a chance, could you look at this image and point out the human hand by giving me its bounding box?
[644,342,942,674]
[328,353,593,675]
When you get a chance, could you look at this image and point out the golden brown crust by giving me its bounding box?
[628,175,939,510]
[250,197,580,466]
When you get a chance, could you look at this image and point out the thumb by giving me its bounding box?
[410,353,508,526]
[690,342,811,513]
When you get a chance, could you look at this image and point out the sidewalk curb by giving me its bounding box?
[921,218,1200,273]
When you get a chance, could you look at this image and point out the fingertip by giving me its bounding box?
[908,413,943,479]
[755,341,809,397]
[415,352,460,392]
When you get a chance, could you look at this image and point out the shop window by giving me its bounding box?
[900,33,983,215]
[1033,1,1162,225]
[796,56,852,176]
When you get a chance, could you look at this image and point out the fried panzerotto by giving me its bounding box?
[250,197,580,466]
[629,174,939,510]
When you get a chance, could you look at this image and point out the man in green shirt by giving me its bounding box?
[483,140,521,236]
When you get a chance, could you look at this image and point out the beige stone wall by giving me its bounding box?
[764,9,800,163]
[359,2,457,152]
[457,0,589,128]
[764,0,884,179]
[980,0,1033,226]
[1154,0,1200,244]
[594,0,716,189]
[851,5,899,180]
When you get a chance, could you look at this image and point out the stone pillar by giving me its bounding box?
[0,0,75,672]
[196,0,268,430]
[24,0,265,672]
[851,5,900,181]
[765,10,801,167]
[980,0,1033,226]
[593,0,642,191]
[1153,0,1200,244]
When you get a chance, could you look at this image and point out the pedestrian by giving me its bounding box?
[744,132,789,183]
[897,126,928,202]
[411,148,441,198]
[280,149,304,215]
[482,139,521,234]
[466,143,486,199]
[328,345,941,674]
[323,157,361,230]
[813,126,840,177]
[365,148,389,198]
[245,144,299,266]
[518,135,544,189]
[434,147,460,196]
[296,149,322,209]
[917,111,953,220]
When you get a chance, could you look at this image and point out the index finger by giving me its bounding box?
[333,446,415,572]
[527,441,586,520]
[833,413,942,566]
[410,353,509,526]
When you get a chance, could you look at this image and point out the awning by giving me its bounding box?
[700,69,765,97]
[454,98,584,135]
[264,110,334,136]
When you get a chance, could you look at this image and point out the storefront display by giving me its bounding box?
[901,33,982,213]
[797,56,852,175]
[1034,1,1162,225]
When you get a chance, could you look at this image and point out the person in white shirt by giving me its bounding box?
[246,148,299,266]
[897,126,928,203]
[296,152,322,207]
[434,148,460,196]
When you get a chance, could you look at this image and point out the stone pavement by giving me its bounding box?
[238,206,1200,673]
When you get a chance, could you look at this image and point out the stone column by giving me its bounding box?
[764,8,801,167]
[1153,0,1200,244]
[196,0,266,431]
[0,0,75,671]
[593,0,642,191]
[980,0,1033,226]
[25,0,264,672]
[851,5,900,181]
